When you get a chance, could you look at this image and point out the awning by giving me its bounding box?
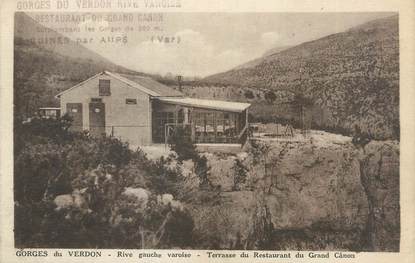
[156,97,250,113]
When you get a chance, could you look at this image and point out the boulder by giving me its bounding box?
[54,193,86,210]
[122,187,150,208]
[157,193,184,210]
[206,154,236,191]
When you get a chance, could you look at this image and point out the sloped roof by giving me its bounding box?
[39,107,60,110]
[112,72,183,97]
[157,97,250,113]
[56,71,183,98]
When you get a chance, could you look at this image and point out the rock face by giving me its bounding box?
[186,135,399,251]
[188,191,258,249]
[205,153,237,191]
[359,141,400,251]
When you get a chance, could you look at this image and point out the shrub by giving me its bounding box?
[94,136,132,168]
[14,113,196,248]
[167,127,212,188]
[146,156,182,195]
[14,143,72,203]
[352,125,372,148]
[14,115,73,154]
[248,139,270,165]
[244,90,255,99]
[168,126,198,162]
[264,91,277,103]
[233,159,248,191]
[194,155,210,188]
[163,209,195,248]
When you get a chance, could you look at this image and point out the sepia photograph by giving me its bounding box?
[13,11,400,252]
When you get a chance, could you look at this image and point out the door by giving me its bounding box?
[152,111,175,143]
[89,102,105,137]
[66,103,83,132]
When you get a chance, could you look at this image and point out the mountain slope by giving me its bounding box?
[202,15,399,139]
[15,12,128,66]
[233,46,291,70]
[14,12,145,119]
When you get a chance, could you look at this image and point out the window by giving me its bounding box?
[126,98,137,105]
[99,79,111,96]
[192,110,237,143]
[91,98,102,103]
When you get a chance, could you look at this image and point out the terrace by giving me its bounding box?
[151,97,250,145]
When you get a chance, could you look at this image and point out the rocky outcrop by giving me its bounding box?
[205,153,237,191]
[359,141,400,251]
[185,134,399,251]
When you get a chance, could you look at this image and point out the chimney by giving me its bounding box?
[177,75,183,92]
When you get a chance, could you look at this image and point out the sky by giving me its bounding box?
[29,12,395,77]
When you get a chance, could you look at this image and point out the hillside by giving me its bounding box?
[233,46,292,70]
[201,15,399,139]
[14,12,144,119]
[14,12,129,65]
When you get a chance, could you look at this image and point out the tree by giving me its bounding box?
[15,72,47,118]
[168,126,197,162]
[264,91,277,103]
[292,94,314,133]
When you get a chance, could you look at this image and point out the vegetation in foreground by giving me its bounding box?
[14,117,194,248]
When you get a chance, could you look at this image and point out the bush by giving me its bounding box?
[352,125,372,148]
[194,155,210,188]
[168,126,198,162]
[264,91,277,103]
[14,143,72,203]
[14,131,194,248]
[93,136,132,168]
[167,127,212,188]
[244,90,255,99]
[14,113,196,248]
[163,209,195,248]
[248,139,270,165]
[233,159,248,191]
[14,115,73,154]
[146,156,182,195]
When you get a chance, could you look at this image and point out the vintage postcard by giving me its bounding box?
[0,0,414,262]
